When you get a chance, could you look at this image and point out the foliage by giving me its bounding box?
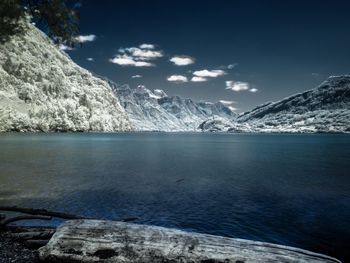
[0,0,80,44]
[0,0,26,42]
[0,23,132,132]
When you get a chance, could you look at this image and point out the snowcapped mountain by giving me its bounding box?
[0,22,132,132]
[107,81,237,131]
[199,76,350,133]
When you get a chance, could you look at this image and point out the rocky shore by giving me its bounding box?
[0,233,39,263]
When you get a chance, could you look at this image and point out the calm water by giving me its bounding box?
[0,133,349,261]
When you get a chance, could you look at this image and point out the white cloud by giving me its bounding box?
[124,47,163,60]
[109,55,154,67]
[59,44,74,51]
[170,56,195,66]
[132,75,142,78]
[227,63,238,69]
[139,43,155,49]
[191,76,207,82]
[87,57,94,61]
[167,75,188,83]
[111,44,162,67]
[249,88,258,92]
[76,34,96,43]
[311,72,320,77]
[193,69,226,78]
[225,81,250,91]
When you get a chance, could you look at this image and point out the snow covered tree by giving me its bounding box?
[0,0,80,45]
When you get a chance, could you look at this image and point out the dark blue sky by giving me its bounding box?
[66,0,350,112]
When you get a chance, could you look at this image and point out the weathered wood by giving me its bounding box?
[0,206,88,220]
[0,206,139,223]
[9,230,55,240]
[5,225,56,233]
[39,220,341,263]
[1,215,52,225]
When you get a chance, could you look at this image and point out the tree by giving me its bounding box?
[0,0,80,45]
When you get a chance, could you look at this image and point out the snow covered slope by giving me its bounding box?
[108,81,237,131]
[235,76,350,133]
[0,23,132,132]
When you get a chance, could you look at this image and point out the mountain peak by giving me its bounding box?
[153,89,168,99]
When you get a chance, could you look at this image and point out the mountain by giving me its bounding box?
[0,22,132,132]
[199,76,350,133]
[1,22,348,133]
[108,81,237,131]
[198,117,251,132]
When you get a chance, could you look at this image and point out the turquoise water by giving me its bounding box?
[0,133,349,261]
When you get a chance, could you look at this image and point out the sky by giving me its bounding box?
[65,0,350,112]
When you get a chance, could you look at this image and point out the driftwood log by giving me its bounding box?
[0,206,139,250]
[0,206,88,220]
[9,230,55,240]
[39,220,341,263]
[0,206,139,223]
[1,215,52,225]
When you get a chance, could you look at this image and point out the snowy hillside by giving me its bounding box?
[108,80,237,131]
[199,76,350,133]
[0,22,132,132]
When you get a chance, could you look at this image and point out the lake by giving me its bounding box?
[0,133,349,261]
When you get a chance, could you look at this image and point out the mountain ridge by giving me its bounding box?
[1,23,349,133]
[199,75,350,133]
[106,79,237,131]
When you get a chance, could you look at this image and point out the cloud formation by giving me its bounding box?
[167,75,188,83]
[87,57,94,61]
[227,63,238,69]
[139,43,155,49]
[193,69,226,78]
[225,81,249,91]
[76,34,96,43]
[225,81,257,92]
[191,76,207,82]
[59,44,74,51]
[109,55,154,67]
[132,75,142,78]
[170,56,195,66]
[124,47,163,60]
[110,44,162,67]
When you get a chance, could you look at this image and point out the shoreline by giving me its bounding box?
[0,233,39,263]
[0,222,343,263]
